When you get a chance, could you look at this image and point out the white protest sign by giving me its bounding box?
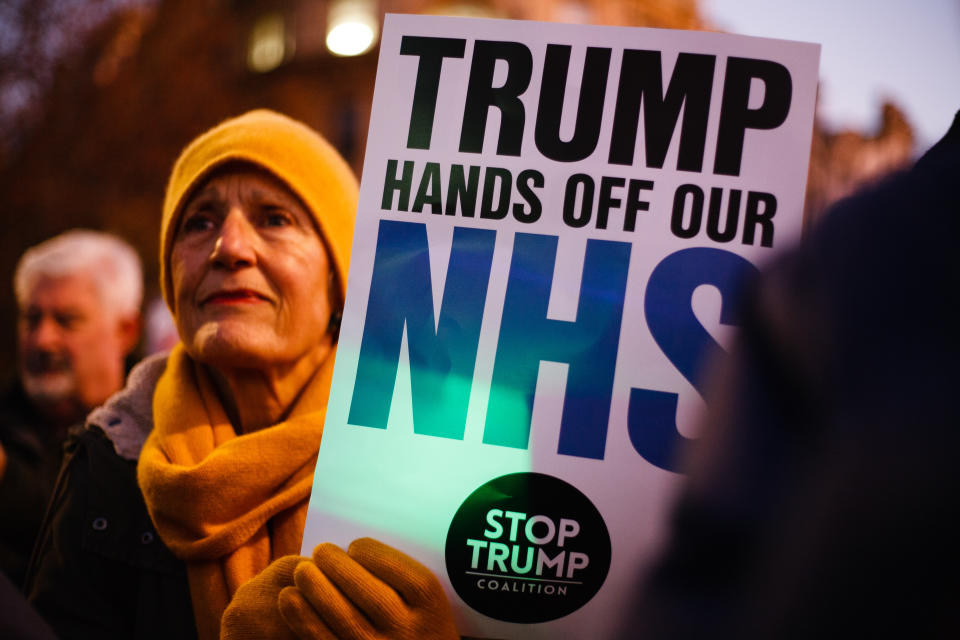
[304,13,819,638]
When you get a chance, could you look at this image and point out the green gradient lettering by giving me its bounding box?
[348,220,495,439]
[483,234,631,459]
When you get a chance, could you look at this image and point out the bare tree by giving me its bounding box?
[0,0,150,163]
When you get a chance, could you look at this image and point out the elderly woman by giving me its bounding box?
[25,111,458,640]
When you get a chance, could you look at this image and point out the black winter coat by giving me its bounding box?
[628,112,960,637]
[0,384,71,587]
[24,426,198,639]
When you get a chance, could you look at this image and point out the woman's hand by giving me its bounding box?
[221,555,304,640]
[278,538,460,640]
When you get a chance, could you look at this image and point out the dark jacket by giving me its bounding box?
[24,426,197,639]
[630,113,960,637]
[0,384,70,587]
[23,354,199,640]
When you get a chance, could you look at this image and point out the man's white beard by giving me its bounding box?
[23,370,77,406]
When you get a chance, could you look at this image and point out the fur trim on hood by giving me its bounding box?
[86,352,167,460]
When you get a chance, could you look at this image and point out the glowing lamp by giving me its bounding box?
[326,0,379,57]
[248,13,287,73]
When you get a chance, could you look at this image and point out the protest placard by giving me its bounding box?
[303,13,819,638]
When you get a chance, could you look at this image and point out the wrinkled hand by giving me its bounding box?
[278,538,459,640]
[220,555,304,640]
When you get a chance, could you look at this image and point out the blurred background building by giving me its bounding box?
[0,0,918,383]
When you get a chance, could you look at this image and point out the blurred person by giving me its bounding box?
[142,296,179,355]
[25,110,458,640]
[629,111,960,638]
[0,230,142,587]
[0,570,57,640]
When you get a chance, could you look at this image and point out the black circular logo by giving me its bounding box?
[445,472,611,623]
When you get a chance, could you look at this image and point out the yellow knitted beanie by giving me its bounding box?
[159,109,359,311]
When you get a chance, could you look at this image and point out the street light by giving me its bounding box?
[248,13,287,72]
[326,0,379,57]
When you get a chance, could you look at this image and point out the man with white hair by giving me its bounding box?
[0,230,142,586]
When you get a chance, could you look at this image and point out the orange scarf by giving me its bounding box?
[137,344,334,640]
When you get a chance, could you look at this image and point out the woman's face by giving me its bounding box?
[170,165,334,370]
